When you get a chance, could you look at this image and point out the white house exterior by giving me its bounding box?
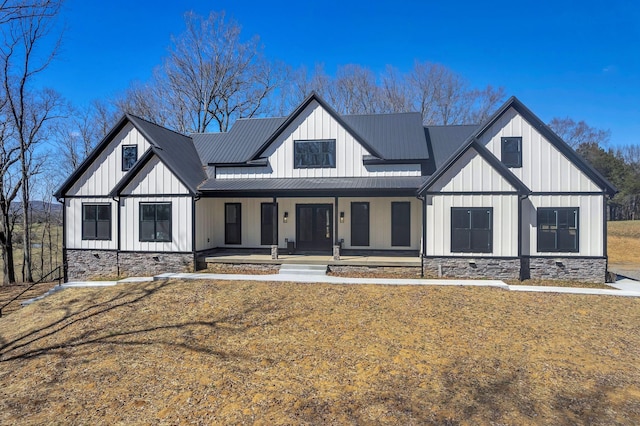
[55,94,616,282]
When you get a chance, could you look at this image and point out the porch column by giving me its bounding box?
[271,197,278,259]
[333,196,340,260]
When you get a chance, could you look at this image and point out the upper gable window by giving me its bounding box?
[501,137,522,168]
[294,139,336,169]
[122,145,138,171]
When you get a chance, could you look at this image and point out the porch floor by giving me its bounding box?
[200,253,421,267]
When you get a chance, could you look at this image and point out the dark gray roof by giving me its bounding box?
[193,117,286,164]
[198,176,427,196]
[343,113,428,160]
[126,114,206,193]
[192,94,429,165]
[425,125,479,170]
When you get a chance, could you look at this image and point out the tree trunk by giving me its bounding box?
[0,223,16,284]
[21,187,32,282]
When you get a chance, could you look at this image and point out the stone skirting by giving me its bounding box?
[422,257,521,280]
[65,250,194,281]
[66,250,119,281]
[525,257,607,283]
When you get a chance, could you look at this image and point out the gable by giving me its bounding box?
[478,104,608,193]
[119,155,189,196]
[215,99,422,179]
[65,122,151,197]
[426,146,520,193]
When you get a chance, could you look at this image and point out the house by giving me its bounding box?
[54,93,617,283]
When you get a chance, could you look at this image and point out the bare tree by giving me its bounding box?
[0,108,21,284]
[328,64,381,115]
[1,0,63,282]
[118,11,284,134]
[548,117,611,149]
[54,101,117,174]
[379,65,412,113]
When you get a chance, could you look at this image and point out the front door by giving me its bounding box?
[296,204,333,251]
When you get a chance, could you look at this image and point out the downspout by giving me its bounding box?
[113,195,121,277]
[417,194,426,278]
[192,193,200,271]
[57,196,67,283]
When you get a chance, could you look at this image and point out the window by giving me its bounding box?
[351,202,370,246]
[261,203,277,245]
[225,203,241,245]
[139,203,171,242]
[82,204,111,240]
[537,208,579,252]
[391,202,411,247]
[122,145,138,171]
[501,137,522,168]
[294,139,336,168]
[451,208,493,253]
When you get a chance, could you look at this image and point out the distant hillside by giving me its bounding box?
[10,201,62,223]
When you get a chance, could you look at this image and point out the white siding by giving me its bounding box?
[65,198,118,250]
[120,196,192,252]
[67,123,152,196]
[121,156,190,196]
[428,148,517,192]
[426,194,519,257]
[195,196,421,251]
[215,100,421,179]
[479,107,600,192]
[522,195,603,257]
[338,197,421,250]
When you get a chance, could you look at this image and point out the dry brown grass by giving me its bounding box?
[608,221,640,264]
[1,279,639,425]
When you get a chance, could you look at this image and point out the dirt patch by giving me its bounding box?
[1,280,639,424]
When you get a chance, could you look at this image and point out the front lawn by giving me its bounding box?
[1,279,639,424]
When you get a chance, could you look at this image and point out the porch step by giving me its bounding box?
[279,264,328,276]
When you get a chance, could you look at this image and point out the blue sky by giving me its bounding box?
[41,0,639,146]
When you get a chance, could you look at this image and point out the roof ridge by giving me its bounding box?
[125,113,191,140]
[342,111,421,118]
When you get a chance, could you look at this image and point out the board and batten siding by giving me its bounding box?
[522,195,604,257]
[120,155,190,196]
[120,196,192,252]
[427,148,517,193]
[478,107,601,193]
[65,198,118,250]
[426,194,519,257]
[215,100,422,179]
[66,123,152,196]
[195,197,421,251]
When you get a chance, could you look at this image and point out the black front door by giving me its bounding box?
[296,204,333,251]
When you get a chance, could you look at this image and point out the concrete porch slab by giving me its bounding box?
[202,253,421,267]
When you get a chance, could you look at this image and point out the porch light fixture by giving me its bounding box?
[339,212,344,223]
[283,211,288,223]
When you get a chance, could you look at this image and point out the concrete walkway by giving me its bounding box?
[20,273,640,308]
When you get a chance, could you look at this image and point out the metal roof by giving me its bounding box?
[193,117,286,164]
[198,176,427,196]
[425,125,479,170]
[343,112,428,160]
[126,115,206,193]
[192,94,429,166]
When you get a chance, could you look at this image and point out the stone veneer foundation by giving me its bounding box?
[66,249,194,281]
[524,257,607,283]
[422,257,521,281]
